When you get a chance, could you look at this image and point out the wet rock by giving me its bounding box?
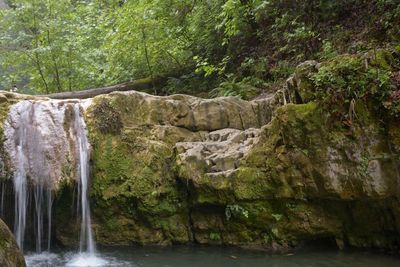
[0,218,26,267]
[3,100,90,189]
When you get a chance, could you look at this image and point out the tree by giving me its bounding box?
[104,0,194,86]
[0,0,112,93]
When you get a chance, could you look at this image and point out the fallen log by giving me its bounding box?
[41,76,167,99]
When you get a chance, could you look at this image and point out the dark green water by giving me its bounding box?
[25,246,400,267]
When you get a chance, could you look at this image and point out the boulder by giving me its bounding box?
[0,219,26,267]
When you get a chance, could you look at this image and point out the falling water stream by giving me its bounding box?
[65,104,106,266]
[11,103,54,253]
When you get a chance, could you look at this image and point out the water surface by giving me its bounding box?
[25,246,400,267]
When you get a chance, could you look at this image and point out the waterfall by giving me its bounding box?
[4,101,61,252]
[73,104,95,255]
[14,145,27,250]
[66,104,106,267]
[33,185,52,253]
[2,100,98,259]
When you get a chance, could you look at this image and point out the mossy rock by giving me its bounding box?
[52,65,400,251]
[0,219,26,267]
[0,95,12,179]
[76,96,193,246]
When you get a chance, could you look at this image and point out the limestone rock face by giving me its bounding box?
[75,91,280,246]
[176,128,260,177]
[3,99,91,189]
[0,218,26,267]
[74,88,400,252]
[1,68,400,254]
[285,60,319,104]
[93,90,277,131]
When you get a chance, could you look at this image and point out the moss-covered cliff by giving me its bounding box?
[80,47,400,252]
[1,47,400,253]
[81,93,278,246]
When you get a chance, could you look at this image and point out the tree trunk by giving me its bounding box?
[40,76,168,99]
[141,28,156,95]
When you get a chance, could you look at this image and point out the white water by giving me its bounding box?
[14,145,27,250]
[66,252,108,267]
[33,185,52,252]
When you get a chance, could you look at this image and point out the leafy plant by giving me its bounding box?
[271,213,283,222]
[225,204,249,221]
[310,49,400,119]
[0,0,399,98]
[210,75,261,100]
[209,232,221,241]
[319,40,338,60]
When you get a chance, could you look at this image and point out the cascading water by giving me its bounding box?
[13,145,27,250]
[7,101,55,252]
[74,103,95,254]
[66,104,107,266]
[1,99,105,266]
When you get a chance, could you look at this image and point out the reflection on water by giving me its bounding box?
[25,246,400,267]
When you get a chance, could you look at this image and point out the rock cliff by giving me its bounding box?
[1,47,400,253]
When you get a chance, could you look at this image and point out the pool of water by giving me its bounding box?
[25,246,400,267]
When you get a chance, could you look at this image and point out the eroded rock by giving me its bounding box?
[1,81,400,253]
[176,128,260,175]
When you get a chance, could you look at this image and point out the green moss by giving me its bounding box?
[395,44,400,53]
[388,120,400,153]
[369,49,398,70]
[192,173,235,205]
[81,98,191,245]
[54,184,81,246]
[232,167,273,200]
[293,61,319,102]
[0,97,12,180]
[91,99,123,134]
[76,70,400,250]
[0,98,11,142]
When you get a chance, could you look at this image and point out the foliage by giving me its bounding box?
[0,0,399,97]
[163,73,217,95]
[0,0,113,93]
[104,0,194,83]
[318,40,338,61]
[271,213,282,222]
[210,75,262,100]
[310,49,400,118]
[225,204,249,221]
[209,232,221,241]
[216,0,254,43]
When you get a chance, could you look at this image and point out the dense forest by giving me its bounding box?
[0,0,399,98]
